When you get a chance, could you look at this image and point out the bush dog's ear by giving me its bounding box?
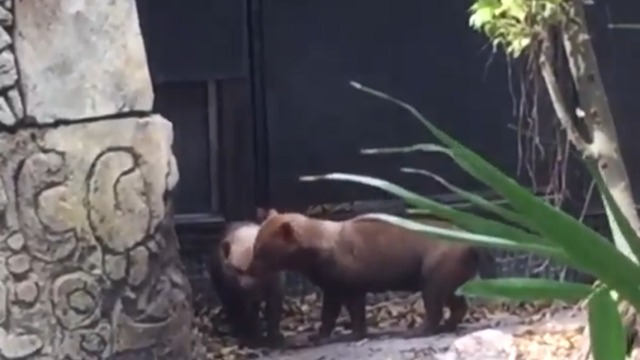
[279,222,295,243]
[256,207,279,222]
[220,241,232,259]
[256,207,268,222]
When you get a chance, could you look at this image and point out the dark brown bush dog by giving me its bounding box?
[246,211,495,343]
[209,209,284,347]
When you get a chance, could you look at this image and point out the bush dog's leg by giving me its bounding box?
[420,286,444,335]
[264,277,285,347]
[238,300,263,347]
[216,286,245,336]
[442,294,468,332]
[309,292,343,343]
[344,294,367,341]
[404,281,443,338]
[210,264,245,336]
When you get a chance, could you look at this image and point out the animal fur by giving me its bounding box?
[246,211,496,342]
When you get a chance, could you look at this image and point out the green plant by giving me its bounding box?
[468,0,566,57]
[301,83,637,360]
[468,0,640,358]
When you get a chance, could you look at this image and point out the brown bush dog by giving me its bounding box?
[209,209,285,348]
[245,211,496,343]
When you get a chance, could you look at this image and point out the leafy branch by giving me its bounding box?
[469,0,568,57]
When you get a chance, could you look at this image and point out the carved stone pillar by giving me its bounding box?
[0,1,193,359]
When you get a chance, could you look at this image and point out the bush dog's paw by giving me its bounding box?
[265,332,286,348]
[402,326,439,339]
[307,332,333,345]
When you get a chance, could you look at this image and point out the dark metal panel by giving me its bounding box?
[152,82,219,217]
[136,0,248,81]
[247,0,270,208]
[164,78,258,230]
[218,79,258,221]
[258,0,519,209]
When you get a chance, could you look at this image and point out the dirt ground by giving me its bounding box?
[192,293,587,360]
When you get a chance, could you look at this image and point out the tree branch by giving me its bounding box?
[537,33,591,155]
[561,0,621,159]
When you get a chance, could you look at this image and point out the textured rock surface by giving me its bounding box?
[0,0,22,127]
[0,0,193,358]
[441,329,516,360]
[260,329,516,360]
[13,0,153,124]
[0,115,191,359]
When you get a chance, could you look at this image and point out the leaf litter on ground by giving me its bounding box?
[192,292,588,359]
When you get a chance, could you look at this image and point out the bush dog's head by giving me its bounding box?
[217,207,278,267]
[217,207,280,287]
[246,211,308,277]
[219,222,261,289]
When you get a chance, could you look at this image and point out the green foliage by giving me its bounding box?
[468,0,567,57]
[459,278,592,302]
[589,287,626,360]
[584,160,640,263]
[301,83,636,359]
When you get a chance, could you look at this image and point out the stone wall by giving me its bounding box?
[0,1,193,359]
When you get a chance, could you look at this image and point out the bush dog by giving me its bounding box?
[246,211,496,343]
[209,208,284,348]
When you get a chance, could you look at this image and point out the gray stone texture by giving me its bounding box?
[0,0,21,127]
[13,0,153,124]
[0,0,194,358]
[0,115,192,359]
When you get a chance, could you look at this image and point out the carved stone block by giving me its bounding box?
[0,115,192,359]
[0,0,21,127]
[13,0,153,124]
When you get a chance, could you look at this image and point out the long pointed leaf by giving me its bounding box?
[356,213,585,272]
[362,143,537,233]
[401,166,538,232]
[459,278,593,302]
[588,287,626,360]
[585,159,640,263]
[301,173,551,247]
[350,82,640,309]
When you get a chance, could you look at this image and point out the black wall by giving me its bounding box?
[257,0,520,209]
[137,0,255,230]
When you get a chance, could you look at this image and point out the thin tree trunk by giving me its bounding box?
[561,1,640,258]
[538,1,640,358]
